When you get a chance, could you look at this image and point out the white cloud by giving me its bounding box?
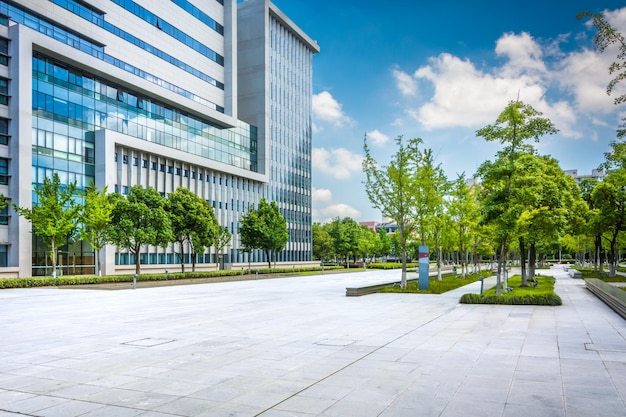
[312,91,351,127]
[496,32,546,77]
[393,68,418,96]
[312,147,363,179]
[557,48,614,114]
[404,31,616,138]
[318,203,361,219]
[366,129,391,147]
[311,187,361,223]
[312,187,332,203]
[412,52,537,130]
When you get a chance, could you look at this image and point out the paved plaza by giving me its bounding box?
[0,267,624,417]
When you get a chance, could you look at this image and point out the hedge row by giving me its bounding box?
[459,293,562,306]
[0,265,343,289]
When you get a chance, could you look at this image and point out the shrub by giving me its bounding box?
[459,275,562,306]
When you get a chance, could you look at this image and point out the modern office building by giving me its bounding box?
[0,0,319,277]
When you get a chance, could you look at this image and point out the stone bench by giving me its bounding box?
[568,269,582,278]
[585,279,626,320]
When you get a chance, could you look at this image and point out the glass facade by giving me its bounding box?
[32,55,257,172]
[268,16,313,262]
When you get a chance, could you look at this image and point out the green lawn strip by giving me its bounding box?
[378,270,491,294]
[573,267,626,282]
[0,266,346,289]
[459,274,562,306]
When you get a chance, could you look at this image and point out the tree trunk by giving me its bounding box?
[496,236,507,296]
[95,247,101,276]
[435,228,442,281]
[529,243,536,280]
[610,233,618,278]
[50,239,57,278]
[519,237,527,287]
[399,222,407,289]
[595,235,602,276]
[265,249,271,269]
[134,248,141,276]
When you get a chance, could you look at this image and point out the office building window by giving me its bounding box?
[0,157,8,185]
[0,118,8,145]
[0,245,6,266]
[0,77,8,105]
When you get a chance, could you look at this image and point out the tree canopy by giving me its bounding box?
[13,173,80,276]
[108,186,173,275]
[240,198,288,268]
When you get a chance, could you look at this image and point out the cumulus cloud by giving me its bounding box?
[312,147,363,179]
[312,187,332,203]
[393,68,418,96]
[312,91,352,127]
[366,129,391,147]
[402,30,620,137]
[314,204,361,224]
[496,32,547,77]
[311,187,361,223]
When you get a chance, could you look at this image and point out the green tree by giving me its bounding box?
[579,178,604,273]
[240,198,288,269]
[327,217,361,266]
[447,173,480,278]
[476,100,558,294]
[108,186,173,275]
[13,173,80,277]
[214,226,232,270]
[167,187,218,273]
[591,169,626,277]
[312,222,334,261]
[80,181,116,276]
[377,227,392,261]
[357,225,379,263]
[414,148,448,280]
[363,136,420,288]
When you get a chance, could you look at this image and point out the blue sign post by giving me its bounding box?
[419,245,429,290]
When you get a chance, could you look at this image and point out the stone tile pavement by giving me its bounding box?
[0,266,624,416]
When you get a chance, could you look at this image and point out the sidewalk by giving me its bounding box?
[0,266,624,416]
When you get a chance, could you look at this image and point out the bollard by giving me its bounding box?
[256,269,259,280]
[479,277,484,294]
[165,270,168,281]
[132,273,137,290]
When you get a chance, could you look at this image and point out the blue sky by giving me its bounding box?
[266,0,626,223]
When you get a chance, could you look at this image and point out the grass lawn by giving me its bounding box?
[378,271,490,294]
[460,274,562,306]
[574,267,626,282]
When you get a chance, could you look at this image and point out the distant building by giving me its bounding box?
[564,169,607,183]
[359,221,379,231]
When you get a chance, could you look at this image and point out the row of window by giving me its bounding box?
[52,0,224,89]
[170,0,224,35]
[0,2,223,113]
[112,0,225,65]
